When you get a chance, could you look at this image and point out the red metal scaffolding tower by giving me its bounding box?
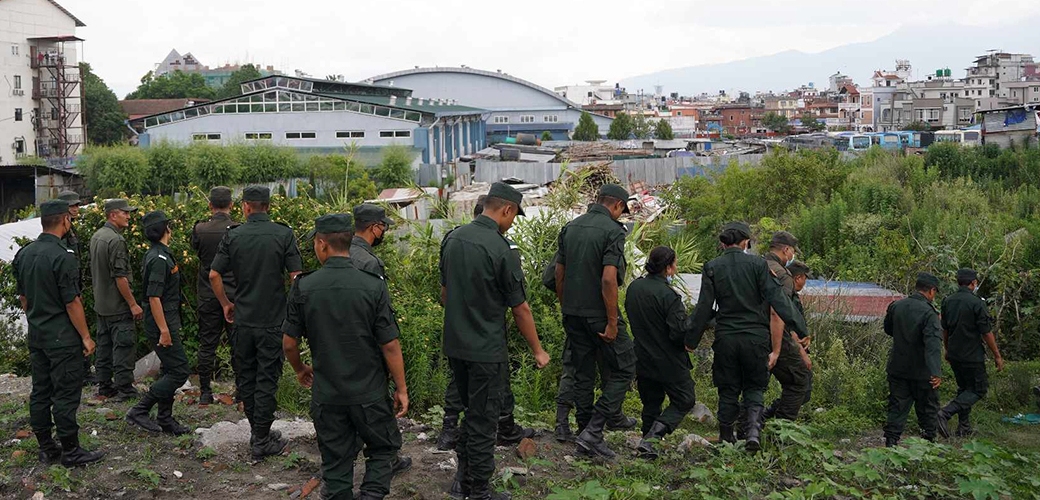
[29,36,84,166]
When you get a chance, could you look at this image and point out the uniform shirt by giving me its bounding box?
[440,215,527,363]
[625,274,695,381]
[12,233,82,349]
[210,213,303,328]
[884,292,943,380]
[89,222,132,316]
[557,204,627,318]
[62,224,79,256]
[765,252,809,341]
[283,257,399,404]
[351,235,386,278]
[941,287,992,364]
[689,247,808,345]
[142,242,181,329]
[191,212,237,301]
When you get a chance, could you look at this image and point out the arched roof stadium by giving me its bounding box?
[367,67,583,111]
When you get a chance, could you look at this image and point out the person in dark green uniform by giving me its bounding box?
[440,182,550,500]
[626,247,698,460]
[284,214,407,500]
[883,273,943,447]
[210,186,303,459]
[89,198,144,402]
[191,186,239,405]
[762,232,813,422]
[556,184,636,460]
[57,190,94,387]
[125,212,191,436]
[438,196,537,452]
[350,203,413,476]
[13,199,105,467]
[687,222,808,452]
[937,268,1004,438]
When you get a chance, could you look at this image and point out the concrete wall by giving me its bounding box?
[471,155,769,186]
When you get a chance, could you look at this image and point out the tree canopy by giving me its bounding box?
[215,64,263,100]
[607,113,634,140]
[654,119,675,140]
[125,70,215,100]
[80,62,128,146]
[762,112,790,134]
[801,113,826,132]
[572,112,599,141]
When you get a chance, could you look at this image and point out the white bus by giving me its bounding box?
[934,130,982,147]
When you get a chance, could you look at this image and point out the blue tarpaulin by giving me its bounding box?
[1005,109,1029,126]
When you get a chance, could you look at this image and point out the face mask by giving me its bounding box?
[666,275,674,284]
[372,236,384,247]
[786,256,795,267]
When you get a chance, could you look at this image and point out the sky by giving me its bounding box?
[57,0,1040,99]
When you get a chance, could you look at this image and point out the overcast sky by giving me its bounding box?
[59,0,1040,99]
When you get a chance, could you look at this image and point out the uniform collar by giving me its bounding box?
[910,292,932,303]
[588,204,613,218]
[247,213,271,222]
[324,256,354,268]
[352,235,374,253]
[151,241,170,253]
[104,221,122,233]
[722,247,744,255]
[958,286,973,294]
[37,233,61,244]
[473,215,500,232]
[211,212,232,221]
[764,252,784,265]
[648,273,669,284]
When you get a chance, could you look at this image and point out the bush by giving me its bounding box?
[373,144,414,189]
[233,143,301,183]
[81,146,149,197]
[186,143,241,188]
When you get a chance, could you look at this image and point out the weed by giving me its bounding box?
[174,434,195,450]
[196,447,217,460]
[280,451,306,470]
[133,467,162,487]
[40,465,76,493]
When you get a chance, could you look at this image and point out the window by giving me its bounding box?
[15,139,24,154]
[285,132,316,139]
[493,116,509,124]
[14,108,22,121]
[192,133,221,141]
[245,132,272,140]
[336,131,365,138]
[13,76,21,90]
[587,91,593,97]
[380,130,412,138]
[10,45,17,56]
[519,115,535,123]
[543,115,558,123]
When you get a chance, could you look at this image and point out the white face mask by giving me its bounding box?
[786,256,795,267]
[666,275,674,284]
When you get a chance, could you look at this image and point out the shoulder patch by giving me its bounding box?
[358,268,385,281]
[157,254,167,261]
[294,270,316,281]
[276,221,292,229]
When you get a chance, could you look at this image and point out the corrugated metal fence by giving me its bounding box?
[466,155,766,186]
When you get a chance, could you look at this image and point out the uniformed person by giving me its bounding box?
[882,273,943,447]
[438,196,537,452]
[283,214,407,500]
[440,182,550,500]
[350,203,413,476]
[937,268,1004,438]
[89,198,144,402]
[555,183,636,460]
[687,222,808,452]
[210,185,303,459]
[13,199,104,466]
[57,190,94,386]
[125,211,191,436]
[626,246,698,460]
[761,232,813,422]
[191,186,239,405]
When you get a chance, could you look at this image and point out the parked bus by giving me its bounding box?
[867,132,903,150]
[934,130,982,147]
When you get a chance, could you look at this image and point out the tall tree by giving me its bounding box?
[607,112,634,140]
[80,62,128,146]
[906,121,932,132]
[762,112,790,134]
[632,113,652,139]
[215,64,264,100]
[801,113,825,132]
[125,70,215,100]
[654,119,675,140]
[572,112,599,141]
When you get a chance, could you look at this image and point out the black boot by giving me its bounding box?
[59,435,104,467]
[250,425,287,460]
[497,414,535,446]
[109,384,140,403]
[437,413,460,451]
[36,430,63,465]
[391,454,413,477]
[96,383,117,399]
[576,412,616,460]
[469,482,511,500]
[885,435,899,447]
[449,458,470,499]
[125,392,161,433]
[606,412,638,431]
[937,404,957,439]
[356,492,384,500]
[719,423,736,444]
[554,404,575,443]
[637,421,670,460]
[762,400,779,420]
[157,398,190,436]
[199,376,214,405]
[956,409,974,437]
[735,406,748,441]
[745,406,764,453]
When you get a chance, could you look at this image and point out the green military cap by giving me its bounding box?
[916,272,940,290]
[242,185,271,203]
[788,260,812,278]
[487,182,526,216]
[956,268,978,283]
[57,190,82,206]
[352,203,393,227]
[598,184,631,213]
[770,230,800,252]
[104,198,138,214]
[721,221,752,240]
[306,213,354,239]
[142,210,170,229]
[209,186,233,205]
[39,199,71,217]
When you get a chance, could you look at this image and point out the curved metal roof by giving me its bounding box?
[367,66,582,109]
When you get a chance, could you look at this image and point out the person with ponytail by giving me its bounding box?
[625,246,697,459]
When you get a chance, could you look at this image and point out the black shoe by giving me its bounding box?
[96,384,117,399]
[576,412,616,460]
[157,398,191,436]
[719,423,736,444]
[762,401,778,421]
[199,390,214,405]
[956,416,974,437]
[469,482,511,500]
[606,413,638,431]
[637,421,670,460]
[936,409,952,439]
[885,436,899,448]
[437,415,460,451]
[391,454,412,477]
[250,430,287,460]
[109,386,140,403]
[125,392,161,433]
[744,406,764,453]
[554,404,575,443]
[356,492,383,500]
[449,479,470,500]
[497,421,535,446]
[36,431,63,465]
[59,436,104,467]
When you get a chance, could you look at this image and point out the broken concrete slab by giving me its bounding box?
[194,418,315,450]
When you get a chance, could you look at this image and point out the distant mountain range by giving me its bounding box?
[620,17,1040,96]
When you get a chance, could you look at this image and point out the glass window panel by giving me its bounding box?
[207,134,221,140]
[302,82,313,92]
[291,103,305,112]
[375,106,390,117]
[264,91,276,101]
[291,93,304,102]
[347,102,361,112]
[157,114,170,124]
[305,95,317,102]
[274,77,285,88]
[333,102,346,111]
[264,103,276,113]
[288,79,300,89]
[390,109,406,120]
[306,102,319,112]
[193,134,207,141]
[185,108,199,118]
[198,106,210,115]
[380,131,394,138]
[279,103,291,112]
[301,132,316,139]
[251,104,263,113]
[250,94,262,103]
[286,132,300,139]
[213,105,224,114]
[320,101,333,111]
[260,133,272,139]
[360,104,374,114]
[239,104,251,113]
[146,117,158,127]
[352,131,365,138]
[395,130,411,138]
[171,111,185,121]
[406,111,422,122]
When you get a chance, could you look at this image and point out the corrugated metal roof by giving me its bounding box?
[318,93,485,117]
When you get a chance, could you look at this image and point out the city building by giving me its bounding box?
[1005,81,1040,105]
[1,0,84,166]
[120,98,209,121]
[979,104,1040,148]
[367,67,613,141]
[153,49,283,89]
[553,80,621,106]
[829,72,854,93]
[713,104,764,136]
[965,52,1037,111]
[131,75,487,166]
[871,60,913,131]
